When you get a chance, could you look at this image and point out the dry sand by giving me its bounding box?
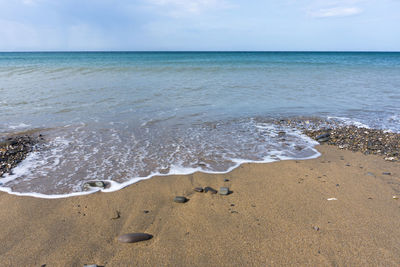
[0,145,399,266]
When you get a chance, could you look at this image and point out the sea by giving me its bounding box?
[1,52,399,198]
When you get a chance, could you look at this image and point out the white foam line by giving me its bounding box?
[0,146,321,199]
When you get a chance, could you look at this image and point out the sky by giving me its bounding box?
[0,0,399,51]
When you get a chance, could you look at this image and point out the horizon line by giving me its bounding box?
[0,50,399,53]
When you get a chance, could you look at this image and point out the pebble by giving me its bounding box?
[313,226,320,231]
[204,187,218,194]
[317,137,330,143]
[316,133,330,140]
[0,135,38,177]
[83,181,106,190]
[117,233,153,243]
[224,179,230,182]
[382,172,391,175]
[304,125,400,162]
[193,187,204,192]
[219,187,230,195]
[174,196,188,203]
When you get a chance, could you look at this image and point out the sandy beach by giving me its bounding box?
[0,145,399,266]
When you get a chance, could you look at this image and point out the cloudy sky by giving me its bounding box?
[0,0,399,51]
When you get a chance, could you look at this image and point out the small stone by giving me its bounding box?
[382,172,391,175]
[367,172,375,177]
[83,181,105,189]
[111,211,121,220]
[117,233,153,243]
[317,137,330,143]
[336,184,339,187]
[385,157,395,161]
[219,187,229,195]
[193,187,203,192]
[204,187,217,194]
[313,226,320,231]
[143,210,150,214]
[224,179,230,182]
[316,133,330,140]
[230,204,235,206]
[83,265,98,267]
[174,196,188,203]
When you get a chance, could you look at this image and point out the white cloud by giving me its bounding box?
[145,0,233,17]
[310,6,362,17]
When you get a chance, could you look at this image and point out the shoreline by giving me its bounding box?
[0,145,399,266]
[1,123,399,198]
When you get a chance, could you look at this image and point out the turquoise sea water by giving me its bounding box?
[0,52,399,197]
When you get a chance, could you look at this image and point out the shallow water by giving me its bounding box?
[0,52,399,197]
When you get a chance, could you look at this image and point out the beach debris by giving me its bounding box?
[393,196,399,200]
[219,187,230,195]
[204,186,218,194]
[117,233,153,243]
[327,198,337,201]
[382,172,391,175]
[313,226,320,231]
[173,196,188,203]
[385,157,396,161]
[193,187,204,193]
[111,210,121,220]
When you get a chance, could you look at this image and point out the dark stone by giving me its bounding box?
[316,133,330,140]
[117,233,153,243]
[382,172,391,175]
[317,137,330,143]
[224,179,230,182]
[204,187,218,194]
[143,210,150,214]
[193,187,204,192]
[174,196,188,203]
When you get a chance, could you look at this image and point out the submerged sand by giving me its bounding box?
[0,145,399,266]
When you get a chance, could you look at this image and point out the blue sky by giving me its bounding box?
[0,0,399,51]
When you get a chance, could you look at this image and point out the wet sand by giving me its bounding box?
[0,145,399,266]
